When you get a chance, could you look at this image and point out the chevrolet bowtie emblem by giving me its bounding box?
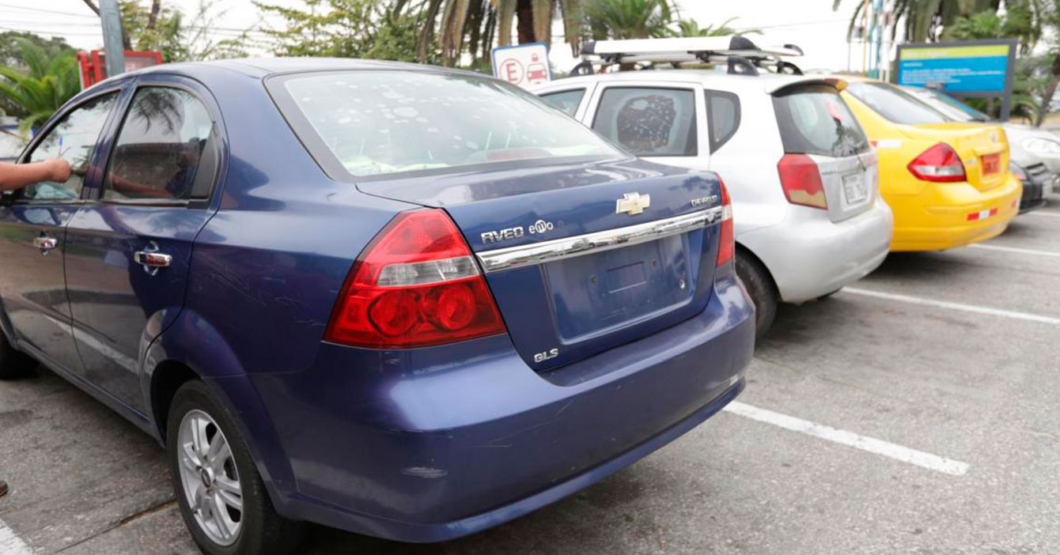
[616,193,651,216]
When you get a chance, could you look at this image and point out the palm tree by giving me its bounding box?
[669,17,757,38]
[421,0,583,66]
[0,39,79,132]
[833,0,1001,43]
[585,0,673,40]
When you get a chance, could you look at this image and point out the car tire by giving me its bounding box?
[167,380,304,555]
[735,252,777,340]
[0,328,37,380]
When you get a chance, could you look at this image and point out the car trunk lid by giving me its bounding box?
[357,159,726,371]
[902,122,1009,191]
[772,83,876,223]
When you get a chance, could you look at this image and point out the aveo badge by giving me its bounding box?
[481,219,555,244]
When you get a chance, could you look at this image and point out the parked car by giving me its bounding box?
[534,71,893,338]
[903,85,1060,179]
[1008,158,1050,213]
[902,85,1059,203]
[839,78,1022,252]
[0,59,754,555]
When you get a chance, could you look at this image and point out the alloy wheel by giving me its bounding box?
[177,409,244,547]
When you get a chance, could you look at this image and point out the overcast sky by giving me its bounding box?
[2,0,867,73]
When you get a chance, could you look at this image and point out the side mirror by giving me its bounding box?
[0,190,17,208]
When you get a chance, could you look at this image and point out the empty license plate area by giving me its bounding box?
[841,172,868,207]
[544,234,694,341]
[982,153,1001,175]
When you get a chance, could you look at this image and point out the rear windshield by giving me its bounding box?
[772,85,870,158]
[909,88,990,123]
[845,82,950,125]
[273,71,621,178]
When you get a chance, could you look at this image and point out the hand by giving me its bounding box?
[45,158,72,182]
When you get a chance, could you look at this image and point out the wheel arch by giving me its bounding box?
[734,241,780,297]
[142,309,301,518]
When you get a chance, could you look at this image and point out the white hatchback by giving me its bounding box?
[533,71,894,337]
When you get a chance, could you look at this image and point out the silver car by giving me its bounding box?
[534,72,894,337]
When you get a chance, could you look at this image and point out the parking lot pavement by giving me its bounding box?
[3,196,1060,555]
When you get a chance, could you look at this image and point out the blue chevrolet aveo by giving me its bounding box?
[0,59,754,554]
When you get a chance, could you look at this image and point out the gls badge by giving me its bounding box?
[534,348,559,363]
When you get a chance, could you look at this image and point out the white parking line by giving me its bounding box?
[843,287,1060,326]
[968,243,1060,258]
[723,401,969,476]
[0,518,33,555]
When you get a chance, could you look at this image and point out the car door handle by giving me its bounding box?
[32,236,58,252]
[133,250,173,269]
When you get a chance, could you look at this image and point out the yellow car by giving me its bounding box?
[839,79,1021,251]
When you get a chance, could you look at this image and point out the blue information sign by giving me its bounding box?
[894,39,1017,118]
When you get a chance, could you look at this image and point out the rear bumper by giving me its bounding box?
[889,174,1022,252]
[738,198,894,303]
[247,276,754,542]
[1019,178,1046,214]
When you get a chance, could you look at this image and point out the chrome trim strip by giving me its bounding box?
[476,207,724,274]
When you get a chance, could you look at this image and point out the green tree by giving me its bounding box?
[420,0,583,66]
[585,0,673,39]
[833,0,1002,43]
[943,5,1040,52]
[1032,0,1060,126]
[0,32,74,118]
[257,0,431,62]
[121,0,250,62]
[668,17,757,37]
[0,39,79,131]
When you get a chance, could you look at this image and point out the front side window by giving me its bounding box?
[540,89,586,117]
[593,87,698,157]
[104,87,217,202]
[845,82,950,126]
[773,85,871,158]
[275,71,620,178]
[24,93,118,201]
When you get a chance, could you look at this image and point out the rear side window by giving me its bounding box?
[845,82,949,125]
[772,85,870,158]
[705,90,740,152]
[104,87,218,202]
[540,89,585,117]
[592,87,697,157]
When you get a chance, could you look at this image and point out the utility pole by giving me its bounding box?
[99,0,125,78]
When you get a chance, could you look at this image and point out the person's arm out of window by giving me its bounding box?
[0,159,72,192]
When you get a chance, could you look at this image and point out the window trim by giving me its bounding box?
[589,85,701,158]
[12,88,123,205]
[704,90,741,154]
[98,81,222,210]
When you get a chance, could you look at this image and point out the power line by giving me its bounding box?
[0,17,270,35]
[0,2,98,18]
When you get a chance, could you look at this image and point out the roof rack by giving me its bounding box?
[573,36,803,76]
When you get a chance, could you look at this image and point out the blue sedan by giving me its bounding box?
[0,59,754,555]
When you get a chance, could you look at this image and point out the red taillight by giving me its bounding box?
[908,143,966,182]
[325,209,507,348]
[716,178,734,267]
[777,154,827,209]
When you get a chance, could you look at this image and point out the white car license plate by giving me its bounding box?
[842,173,868,206]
